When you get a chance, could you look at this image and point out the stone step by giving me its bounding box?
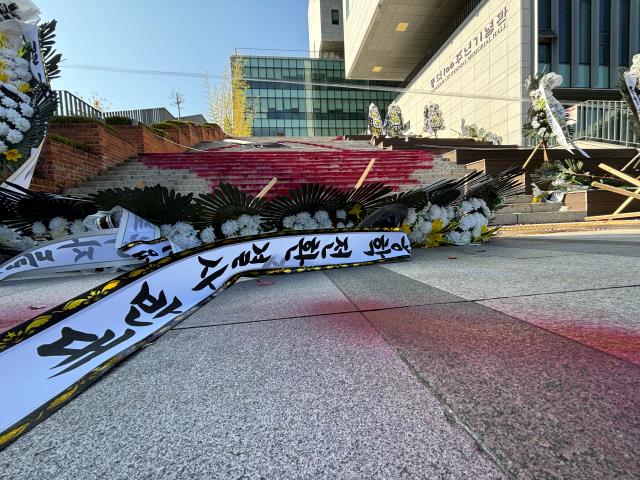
[496,202,562,214]
[78,179,209,188]
[490,210,587,226]
[96,174,202,182]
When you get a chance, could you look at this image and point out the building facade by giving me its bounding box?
[237,55,397,137]
[338,0,640,144]
[308,0,345,58]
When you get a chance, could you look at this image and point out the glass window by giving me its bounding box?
[539,0,552,29]
[578,0,591,86]
[619,0,630,66]
[331,9,339,25]
[538,42,551,73]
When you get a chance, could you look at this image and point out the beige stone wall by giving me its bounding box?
[309,0,345,58]
[394,0,532,146]
[343,0,380,74]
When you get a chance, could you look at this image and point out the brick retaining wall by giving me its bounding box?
[27,122,224,193]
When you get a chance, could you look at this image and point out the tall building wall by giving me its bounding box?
[308,0,345,59]
[395,0,532,145]
[238,56,397,136]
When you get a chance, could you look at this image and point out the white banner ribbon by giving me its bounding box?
[0,230,411,447]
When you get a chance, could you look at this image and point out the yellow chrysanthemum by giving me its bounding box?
[0,72,9,82]
[0,60,6,71]
[401,223,411,235]
[424,233,444,248]
[17,82,32,93]
[423,219,446,248]
[0,32,8,49]
[4,149,22,161]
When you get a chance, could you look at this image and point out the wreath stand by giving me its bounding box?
[522,139,551,169]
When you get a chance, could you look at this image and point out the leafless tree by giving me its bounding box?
[170,90,185,119]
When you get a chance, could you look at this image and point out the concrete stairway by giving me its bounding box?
[491,194,587,225]
[65,160,211,196]
[408,154,472,188]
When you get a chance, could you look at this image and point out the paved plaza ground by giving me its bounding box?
[1,229,639,479]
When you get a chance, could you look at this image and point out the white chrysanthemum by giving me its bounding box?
[12,116,30,132]
[337,222,345,229]
[0,140,7,153]
[19,102,33,117]
[282,215,295,229]
[346,222,354,228]
[170,222,195,237]
[0,122,10,136]
[458,215,477,231]
[460,201,474,214]
[314,210,332,229]
[31,221,47,235]
[447,230,472,245]
[405,208,417,225]
[237,214,253,228]
[199,226,216,244]
[1,96,18,108]
[6,128,23,144]
[48,216,69,232]
[336,209,347,220]
[239,226,260,237]
[221,219,239,237]
[160,224,172,237]
[16,235,35,251]
[172,233,201,250]
[296,212,313,224]
[13,56,29,68]
[429,204,442,219]
[69,219,87,235]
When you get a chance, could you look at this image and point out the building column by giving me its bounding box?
[591,0,600,88]
[610,0,620,87]
[571,0,580,86]
[631,0,640,60]
[551,0,560,73]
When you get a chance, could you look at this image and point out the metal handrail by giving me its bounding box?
[54,90,104,119]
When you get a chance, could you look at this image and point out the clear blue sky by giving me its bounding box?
[38,0,310,117]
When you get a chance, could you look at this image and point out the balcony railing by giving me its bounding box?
[574,100,640,147]
[55,90,103,119]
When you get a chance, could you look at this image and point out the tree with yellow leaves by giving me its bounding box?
[205,57,253,137]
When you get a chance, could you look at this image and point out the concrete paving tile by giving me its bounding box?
[324,263,461,310]
[0,313,504,480]
[383,246,640,299]
[491,236,640,258]
[176,270,355,328]
[366,302,640,479]
[479,286,640,365]
[0,273,117,333]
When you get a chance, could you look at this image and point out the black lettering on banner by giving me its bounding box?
[231,242,271,269]
[0,3,17,20]
[364,235,392,259]
[5,250,54,271]
[130,249,158,262]
[125,281,183,327]
[58,238,101,262]
[391,236,411,254]
[321,236,352,259]
[285,237,320,266]
[37,327,135,378]
[193,256,228,291]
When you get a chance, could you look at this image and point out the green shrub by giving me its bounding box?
[146,126,167,138]
[105,116,134,125]
[165,120,194,127]
[50,115,119,134]
[150,122,178,130]
[48,134,93,153]
[51,115,101,124]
